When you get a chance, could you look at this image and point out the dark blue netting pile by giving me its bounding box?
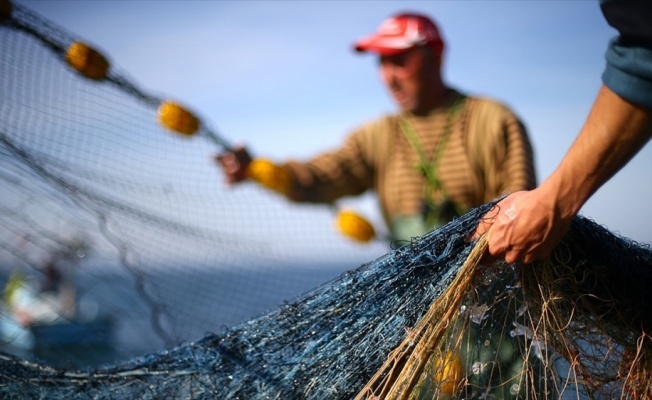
[0,204,487,399]
[2,1,652,399]
[1,207,652,399]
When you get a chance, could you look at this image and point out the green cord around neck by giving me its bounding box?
[398,96,465,227]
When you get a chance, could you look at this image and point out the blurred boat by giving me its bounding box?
[1,270,113,352]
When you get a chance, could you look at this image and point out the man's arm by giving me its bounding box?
[476,85,651,263]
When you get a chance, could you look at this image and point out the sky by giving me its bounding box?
[18,0,652,246]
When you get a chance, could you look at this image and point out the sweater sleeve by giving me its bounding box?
[600,0,652,108]
[281,122,379,204]
[468,99,537,203]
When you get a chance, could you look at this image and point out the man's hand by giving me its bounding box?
[473,189,573,264]
[214,145,253,185]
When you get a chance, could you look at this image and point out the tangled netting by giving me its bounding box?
[0,204,486,399]
[1,206,652,399]
[359,215,652,400]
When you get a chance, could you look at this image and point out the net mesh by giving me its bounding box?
[359,217,652,399]
[0,0,386,368]
[2,2,652,399]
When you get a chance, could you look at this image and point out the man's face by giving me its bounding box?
[379,47,437,114]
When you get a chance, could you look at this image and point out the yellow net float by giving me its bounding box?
[335,209,375,243]
[246,158,293,195]
[157,101,200,136]
[0,0,13,23]
[433,350,463,396]
[65,41,110,80]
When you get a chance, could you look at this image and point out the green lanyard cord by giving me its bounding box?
[398,96,465,225]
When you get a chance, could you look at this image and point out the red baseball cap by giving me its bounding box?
[354,13,444,56]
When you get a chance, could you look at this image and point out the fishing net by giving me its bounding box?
[2,2,652,399]
[0,0,386,369]
[358,220,652,400]
[1,203,652,399]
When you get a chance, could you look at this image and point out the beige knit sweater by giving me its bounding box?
[283,89,536,236]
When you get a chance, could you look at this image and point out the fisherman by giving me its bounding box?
[217,12,536,244]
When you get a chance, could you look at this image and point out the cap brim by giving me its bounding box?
[354,37,413,56]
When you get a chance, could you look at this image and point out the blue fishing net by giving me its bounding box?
[1,207,652,399]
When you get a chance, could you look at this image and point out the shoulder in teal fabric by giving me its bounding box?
[600,0,652,108]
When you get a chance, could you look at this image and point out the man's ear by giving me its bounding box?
[422,46,442,71]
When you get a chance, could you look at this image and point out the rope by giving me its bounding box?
[356,234,488,399]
